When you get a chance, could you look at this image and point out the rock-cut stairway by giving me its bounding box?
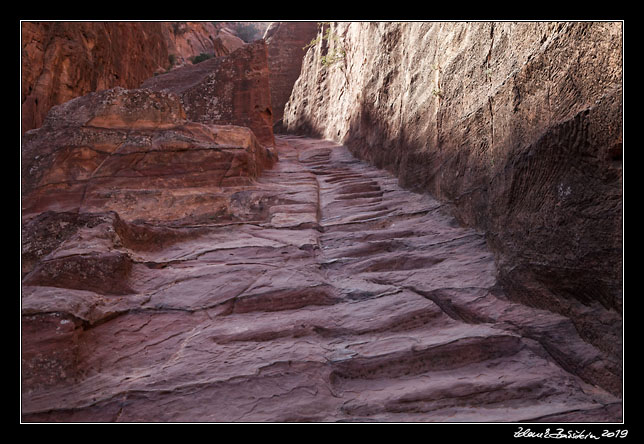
[21,136,621,422]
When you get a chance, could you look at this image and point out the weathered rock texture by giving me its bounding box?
[21,21,248,135]
[21,22,170,134]
[21,87,277,226]
[220,22,272,43]
[163,22,245,67]
[264,22,319,131]
[21,21,623,423]
[284,22,623,375]
[22,136,621,422]
[142,41,275,147]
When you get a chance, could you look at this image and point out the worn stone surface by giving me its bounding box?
[264,22,319,131]
[22,136,621,422]
[142,41,275,147]
[283,22,623,371]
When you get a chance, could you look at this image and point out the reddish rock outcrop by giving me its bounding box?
[21,22,170,134]
[284,22,623,379]
[263,22,319,131]
[142,41,275,147]
[21,22,250,135]
[21,87,277,223]
[163,22,245,67]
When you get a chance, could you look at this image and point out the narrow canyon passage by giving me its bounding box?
[22,136,620,422]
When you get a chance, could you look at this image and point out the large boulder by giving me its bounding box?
[22,87,277,223]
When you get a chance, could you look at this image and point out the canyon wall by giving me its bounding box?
[264,22,319,131]
[163,22,245,66]
[22,22,170,134]
[283,22,623,360]
[21,21,247,135]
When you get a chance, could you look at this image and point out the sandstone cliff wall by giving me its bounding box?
[264,22,319,131]
[164,22,245,66]
[21,22,170,134]
[284,22,623,359]
[21,21,247,135]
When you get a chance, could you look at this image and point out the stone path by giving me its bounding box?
[21,136,621,422]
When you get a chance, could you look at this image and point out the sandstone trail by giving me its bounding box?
[21,134,620,422]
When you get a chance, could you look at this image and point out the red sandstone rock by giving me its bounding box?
[21,22,622,423]
[21,22,249,135]
[21,87,277,223]
[284,22,623,387]
[142,41,275,147]
[21,22,170,134]
[162,22,245,67]
[21,136,621,422]
[264,22,319,131]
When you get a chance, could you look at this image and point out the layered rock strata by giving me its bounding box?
[142,41,275,147]
[283,22,623,375]
[264,22,319,131]
[22,136,621,422]
[21,87,277,225]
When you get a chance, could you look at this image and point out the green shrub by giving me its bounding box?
[191,53,213,64]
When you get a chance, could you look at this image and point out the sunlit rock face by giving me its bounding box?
[21,21,170,134]
[21,21,247,135]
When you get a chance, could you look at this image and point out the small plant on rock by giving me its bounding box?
[191,53,213,64]
[303,23,348,70]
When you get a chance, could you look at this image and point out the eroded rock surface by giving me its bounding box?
[284,22,623,378]
[142,41,275,147]
[21,22,249,135]
[21,22,171,134]
[21,87,277,224]
[22,136,621,422]
[264,22,319,131]
[163,22,245,67]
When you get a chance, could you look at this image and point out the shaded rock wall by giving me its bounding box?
[264,21,319,131]
[283,22,623,359]
[142,41,275,147]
